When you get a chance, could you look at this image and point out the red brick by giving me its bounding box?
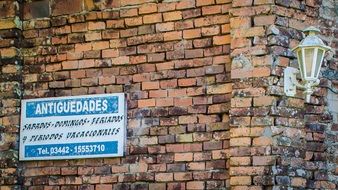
[252,156,276,166]
[81,78,98,86]
[96,184,112,190]
[156,98,174,107]
[179,115,197,124]
[164,31,182,41]
[106,19,125,29]
[138,99,155,108]
[230,157,251,166]
[231,38,251,49]
[231,97,252,108]
[156,22,175,32]
[291,178,306,187]
[158,2,175,12]
[230,17,251,29]
[160,80,178,90]
[232,0,253,7]
[142,81,159,90]
[174,172,193,181]
[230,137,251,146]
[253,96,276,106]
[185,49,203,59]
[187,162,205,170]
[149,90,167,98]
[149,183,166,190]
[168,89,187,97]
[148,53,165,62]
[178,78,196,87]
[88,21,105,30]
[163,11,182,21]
[75,43,92,52]
[92,41,109,50]
[232,27,265,38]
[202,5,222,15]
[62,60,79,70]
[194,15,229,27]
[156,62,175,71]
[125,17,143,26]
[97,75,115,85]
[213,35,231,45]
[112,56,130,65]
[202,26,220,36]
[139,3,157,14]
[187,181,205,189]
[155,173,173,182]
[176,0,196,10]
[175,153,193,162]
[183,29,201,39]
[193,38,212,48]
[51,0,83,16]
[229,166,266,176]
[166,144,184,153]
[221,23,230,33]
[102,49,119,58]
[196,0,215,6]
[230,176,252,185]
[254,15,275,26]
[71,23,88,32]
[174,98,192,106]
[120,8,137,18]
[143,13,162,24]
[252,137,272,146]
[85,32,101,41]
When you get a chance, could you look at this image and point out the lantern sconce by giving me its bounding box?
[284,26,331,102]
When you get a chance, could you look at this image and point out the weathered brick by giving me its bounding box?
[230,157,251,166]
[230,176,252,185]
[196,0,215,7]
[207,84,232,94]
[138,99,156,108]
[252,156,276,166]
[163,11,182,21]
[213,35,231,45]
[155,173,173,182]
[186,181,205,189]
[143,13,162,24]
[230,137,251,146]
[139,3,158,14]
[51,0,83,16]
[175,153,193,162]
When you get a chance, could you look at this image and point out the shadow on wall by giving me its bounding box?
[327,90,338,123]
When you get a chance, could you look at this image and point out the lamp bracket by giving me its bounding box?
[284,67,321,102]
[284,67,303,97]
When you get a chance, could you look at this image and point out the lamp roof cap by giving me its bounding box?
[303,26,320,35]
[292,26,331,51]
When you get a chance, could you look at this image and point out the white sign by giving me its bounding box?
[19,93,126,160]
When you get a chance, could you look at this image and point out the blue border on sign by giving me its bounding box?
[26,96,118,118]
[25,141,118,157]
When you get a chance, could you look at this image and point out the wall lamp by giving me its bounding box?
[284,26,331,102]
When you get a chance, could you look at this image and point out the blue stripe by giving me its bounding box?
[26,96,118,118]
[25,141,118,157]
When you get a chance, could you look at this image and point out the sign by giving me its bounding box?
[19,93,126,160]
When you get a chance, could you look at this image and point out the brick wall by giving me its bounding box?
[0,0,337,189]
[19,0,231,189]
[0,0,22,188]
[228,0,337,189]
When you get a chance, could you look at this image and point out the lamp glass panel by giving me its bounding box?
[297,50,304,79]
[304,48,315,78]
[314,48,324,79]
